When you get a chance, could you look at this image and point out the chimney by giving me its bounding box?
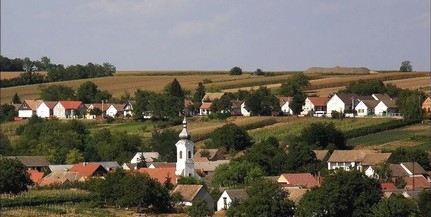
[82,162,87,166]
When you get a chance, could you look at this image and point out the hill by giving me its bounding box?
[304,66,371,74]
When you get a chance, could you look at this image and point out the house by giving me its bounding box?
[422,96,431,114]
[139,167,177,185]
[7,156,51,172]
[375,100,398,116]
[194,149,225,161]
[18,100,42,118]
[277,173,320,189]
[172,184,214,210]
[89,161,121,172]
[403,176,430,190]
[184,100,194,116]
[53,101,86,119]
[230,100,244,116]
[39,178,71,187]
[36,101,57,118]
[327,150,391,172]
[49,164,74,172]
[199,93,225,115]
[131,152,160,164]
[106,103,126,118]
[399,162,427,177]
[361,153,392,178]
[42,171,83,183]
[313,150,331,163]
[123,101,134,117]
[240,101,251,116]
[380,182,398,191]
[147,162,176,168]
[85,103,107,119]
[278,97,293,115]
[199,102,213,116]
[194,160,230,177]
[27,169,44,184]
[69,163,108,177]
[326,94,374,116]
[217,189,248,211]
[301,97,328,116]
[355,100,380,117]
[122,163,138,170]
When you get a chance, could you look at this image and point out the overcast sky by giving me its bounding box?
[1,0,430,71]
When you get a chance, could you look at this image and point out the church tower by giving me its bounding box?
[175,117,196,177]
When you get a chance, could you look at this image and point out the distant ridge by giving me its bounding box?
[304,66,371,74]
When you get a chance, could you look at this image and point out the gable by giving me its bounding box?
[172,184,204,202]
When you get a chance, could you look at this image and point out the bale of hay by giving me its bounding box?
[304,66,371,74]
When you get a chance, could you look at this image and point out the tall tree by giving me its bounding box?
[399,60,413,72]
[279,73,310,115]
[296,122,346,150]
[285,142,319,174]
[396,89,424,121]
[39,84,75,101]
[192,82,206,111]
[188,199,213,217]
[212,160,264,188]
[245,87,280,116]
[40,56,51,70]
[0,158,33,194]
[341,79,387,96]
[165,78,185,100]
[133,89,155,119]
[205,123,252,152]
[230,66,243,75]
[0,104,17,122]
[297,170,382,217]
[11,93,21,104]
[371,195,417,217]
[77,81,99,103]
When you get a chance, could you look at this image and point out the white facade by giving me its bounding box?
[18,110,34,118]
[375,101,389,116]
[355,101,370,117]
[217,191,234,211]
[326,94,346,115]
[106,105,118,117]
[240,102,251,116]
[301,97,314,115]
[175,118,196,178]
[327,161,361,171]
[36,102,51,118]
[53,103,67,118]
[280,102,292,115]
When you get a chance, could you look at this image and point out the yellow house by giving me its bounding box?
[422,96,431,114]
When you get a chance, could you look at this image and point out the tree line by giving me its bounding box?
[0,55,115,88]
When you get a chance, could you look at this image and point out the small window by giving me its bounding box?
[188,151,192,159]
[179,151,183,159]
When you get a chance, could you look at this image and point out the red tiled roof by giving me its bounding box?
[138,167,177,185]
[58,101,84,109]
[279,173,320,189]
[278,97,293,106]
[380,182,397,190]
[403,176,430,190]
[200,102,212,110]
[70,163,106,177]
[308,97,328,107]
[39,178,70,187]
[27,169,44,184]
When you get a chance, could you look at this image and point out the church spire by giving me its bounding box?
[179,116,190,140]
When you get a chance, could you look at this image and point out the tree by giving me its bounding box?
[150,93,183,119]
[0,104,17,122]
[212,160,264,188]
[296,122,346,150]
[388,147,430,170]
[65,148,84,164]
[243,179,295,217]
[371,195,417,217]
[133,89,155,119]
[11,93,21,104]
[399,60,413,72]
[341,79,387,96]
[244,87,280,116]
[0,158,33,194]
[417,189,431,217]
[39,84,75,101]
[189,198,213,217]
[285,142,319,174]
[40,56,51,70]
[230,66,243,75]
[205,123,252,152]
[254,68,265,76]
[192,82,206,111]
[0,132,12,155]
[165,78,185,100]
[149,129,178,162]
[77,81,99,103]
[396,89,424,121]
[297,170,382,217]
[279,73,310,115]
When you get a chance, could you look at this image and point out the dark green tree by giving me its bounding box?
[245,87,280,116]
[192,82,206,111]
[341,79,387,96]
[279,73,310,115]
[0,158,33,194]
[388,147,430,170]
[133,89,155,119]
[396,89,424,121]
[165,78,185,100]
[150,93,183,119]
[399,60,413,72]
[76,81,99,103]
[39,84,75,101]
[0,104,17,122]
[297,170,382,217]
[230,66,243,75]
[0,132,12,155]
[371,195,417,217]
[254,68,265,76]
[40,56,51,70]
[212,160,264,188]
[149,129,178,162]
[205,123,252,152]
[11,93,21,104]
[417,189,431,217]
[285,142,319,174]
[189,198,213,217]
[296,122,346,150]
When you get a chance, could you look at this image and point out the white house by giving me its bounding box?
[130,152,160,164]
[53,101,86,119]
[18,100,42,118]
[199,102,212,116]
[85,103,107,119]
[355,100,379,117]
[106,104,125,117]
[240,101,251,116]
[123,101,133,117]
[278,97,293,115]
[217,189,248,211]
[301,97,328,116]
[199,93,225,116]
[328,150,391,177]
[172,185,214,210]
[36,101,57,118]
[326,94,359,116]
[375,100,398,116]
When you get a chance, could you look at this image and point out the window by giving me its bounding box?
[223,197,227,209]
[179,151,183,159]
[188,151,192,159]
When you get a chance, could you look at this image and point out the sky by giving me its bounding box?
[1,0,430,71]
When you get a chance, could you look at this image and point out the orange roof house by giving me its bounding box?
[53,101,86,119]
[69,163,107,177]
[277,173,320,189]
[27,169,44,184]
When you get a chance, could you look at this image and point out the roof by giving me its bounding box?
[87,103,108,111]
[400,162,427,175]
[328,150,377,162]
[138,167,177,185]
[58,101,84,109]
[202,93,225,102]
[122,163,138,170]
[43,171,82,182]
[69,163,107,177]
[27,169,44,184]
[278,173,320,189]
[224,189,248,201]
[110,104,125,111]
[334,93,361,104]
[379,100,397,108]
[148,162,176,168]
[389,164,409,177]
[8,156,51,167]
[359,100,380,108]
[403,176,431,190]
[39,178,70,187]
[184,100,194,107]
[194,149,222,160]
[278,96,293,107]
[381,182,398,191]
[372,94,392,101]
[41,101,58,109]
[200,102,212,110]
[287,189,308,204]
[308,97,328,107]
[361,153,392,166]
[89,161,121,171]
[194,160,230,172]
[193,157,210,162]
[49,164,74,172]
[313,150,330,162]
[131,152,160,163]
[172,184,204,202]
[19,100,43,110]
[230,100,244,109]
